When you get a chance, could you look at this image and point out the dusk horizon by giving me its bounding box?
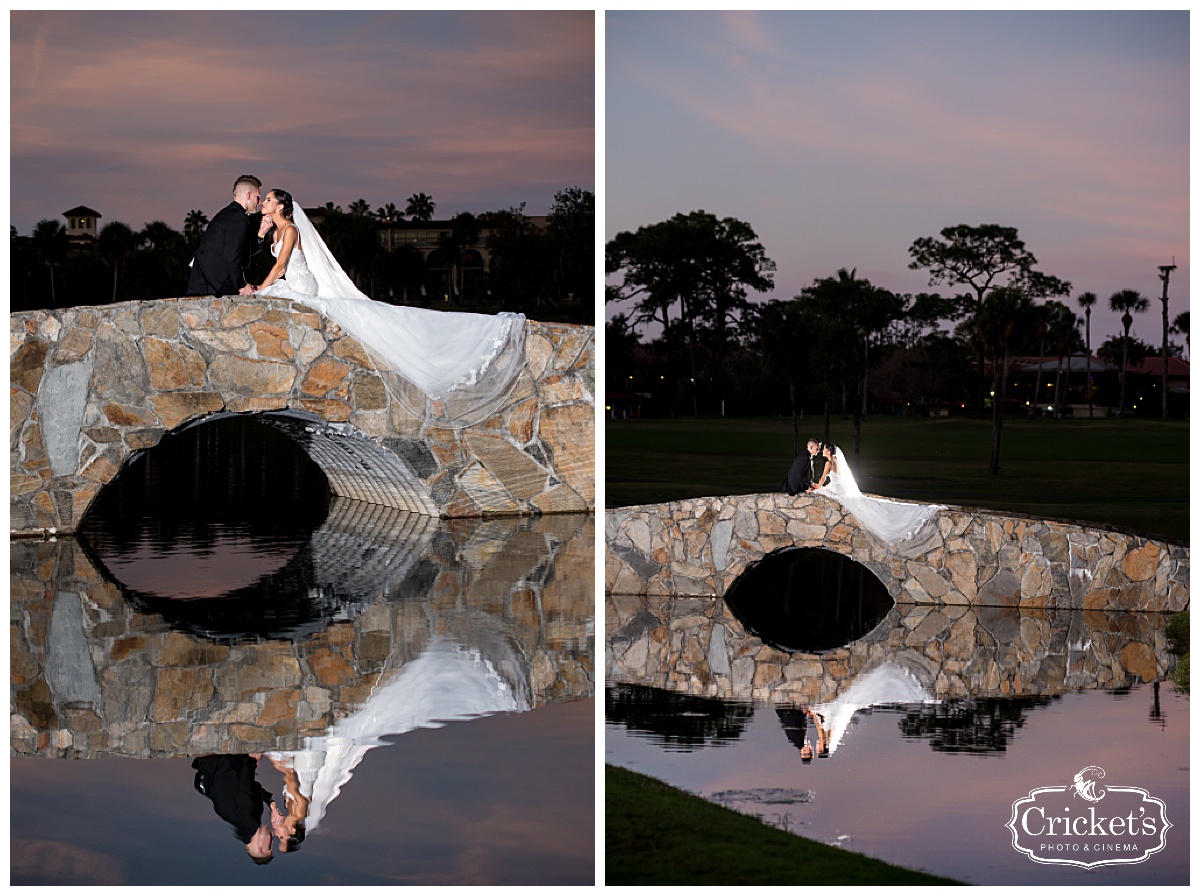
[606,10,1188,350]
[11,10,594,237]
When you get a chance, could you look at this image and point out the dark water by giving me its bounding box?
[11,416,595,884]
[724,548,894,652]
[607,681,1189,885]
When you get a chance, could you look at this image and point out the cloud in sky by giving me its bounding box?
[606,10,1188,344]
[11,10,594,233]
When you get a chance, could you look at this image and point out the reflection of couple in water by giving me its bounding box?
[191,753,309,864]
[777,662,939,763]
[776,707,830,763]
[782,439,944,545]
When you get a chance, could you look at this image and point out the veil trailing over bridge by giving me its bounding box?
[819,447,945,545]
[288,204,526,428]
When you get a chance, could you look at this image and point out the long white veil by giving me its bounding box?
[290,204,527,428]
[823,447,944,545]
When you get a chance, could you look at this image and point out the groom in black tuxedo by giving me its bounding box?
[184,175,262,297]
[781,439,828,495]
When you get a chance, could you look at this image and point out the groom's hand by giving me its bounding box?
[239,284,255,296]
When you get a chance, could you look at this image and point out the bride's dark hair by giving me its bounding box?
[269,189,294,219]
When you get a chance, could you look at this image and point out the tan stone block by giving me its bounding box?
[226,396,289,412]
[351,373,388,411]
[124,428,166,451]
[308,650,357,687]
[221,303,266,328]
[104,402,160,427]
[11,338,48,394]
[208,355,297,395]
[144,338,207,391]
[295,329,328,366]
[538,373,584,404]
[505,397,538,443]
[139,304,181,337]
[1121,544,1160,582]
[300,357,353,397]
[463,431,548,501]
[332,336,374,369]
[249,322,295,360]
[149,392,225,430]
[258,689,300,727]
[11,387,33,429]
[1119,642,1158,681]
[80,452,121,484]
[152,667,214,721]
[296,398,352,421]
[531,483,589,513]
[53,327,94,362]
[188,329,256,353]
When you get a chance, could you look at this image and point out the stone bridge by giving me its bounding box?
[11,296,594,535]
[605,493,1188,613]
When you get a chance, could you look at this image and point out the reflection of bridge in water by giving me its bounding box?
[11,506,593,759]
[607,592,1176,705]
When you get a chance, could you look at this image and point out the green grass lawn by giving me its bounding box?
[605,415,1189,541]
[606,764,961,885]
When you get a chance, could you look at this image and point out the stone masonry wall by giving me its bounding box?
[605,493,1189,613]
[10,297,594,533]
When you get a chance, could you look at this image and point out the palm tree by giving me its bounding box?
[376,202,401,222]
[1075,291,1097,417]
[98,220,138,303]
[1042,300,1082,414]
[183,209,209,254]
[348,198,372,217]
[1108,289,1150,418]
[31,219,68,309]
[1157,263,1176,422]
[1171,311,1189,359]
[405,193,435,221]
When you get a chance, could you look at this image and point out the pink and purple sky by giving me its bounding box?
[606,10,1188,349]
[11,10,594,234]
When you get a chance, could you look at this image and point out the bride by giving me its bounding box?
[252,189,526,428]
[813,443,944,545]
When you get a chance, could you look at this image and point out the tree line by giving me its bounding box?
[12,187,594,325]
[607,215,1188,473]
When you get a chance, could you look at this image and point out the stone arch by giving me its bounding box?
[12,297,596,535]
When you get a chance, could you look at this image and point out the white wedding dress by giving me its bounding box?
[255,205,526,428]
[809,661,937,756]
[816,447,944,545]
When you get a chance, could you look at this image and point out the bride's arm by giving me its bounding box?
[256,225,298,291]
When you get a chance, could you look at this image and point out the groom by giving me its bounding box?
[780,438,828,495]
[184,175,263,297]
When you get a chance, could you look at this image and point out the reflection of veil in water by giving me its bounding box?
[819,447,944,545]
[271,636,530,832]
[809,661,937,756]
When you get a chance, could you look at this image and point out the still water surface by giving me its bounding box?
[606,682,1187,885]
[606,563,1188,886]
[11,416,594,885]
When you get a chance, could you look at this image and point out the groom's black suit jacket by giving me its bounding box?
[184,201,250,297]
[781,451,828,496]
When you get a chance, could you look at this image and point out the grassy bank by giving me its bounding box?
[606,415,1189,541]
[606,764,961,885]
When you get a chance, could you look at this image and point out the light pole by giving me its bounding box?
[1158,261,1176,422]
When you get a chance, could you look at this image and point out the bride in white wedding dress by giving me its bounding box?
[253,189,526,428]
[813,444,944,545]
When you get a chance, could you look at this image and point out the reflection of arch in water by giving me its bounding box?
[84,498,439,643]
[724,547,895,653]
[607,591,1177,706]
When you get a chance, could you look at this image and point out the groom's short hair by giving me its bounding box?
[233,175,262,195]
